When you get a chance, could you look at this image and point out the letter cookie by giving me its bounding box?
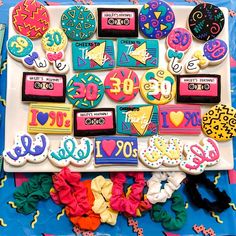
[139,135,183,168]
[7,35,49,72]
[140,68,176,105]
[41,27,69,74]
[3,133,49,167]
[49,136,93,168]
[180,138,220,175]
[202,104,236,141]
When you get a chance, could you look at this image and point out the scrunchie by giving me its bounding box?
[14,174,52,214]
[151,191,187,231]
[147,172,186,204]
[50,167,90,217]
[91,175,118,225]
[110,172,146,216]
[185,173,231,213]
[69,180,101,231]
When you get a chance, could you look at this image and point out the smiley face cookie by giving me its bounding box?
[140,68,176,105]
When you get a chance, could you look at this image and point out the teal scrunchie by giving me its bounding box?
[151,191,187,231]
[14,174,52,215]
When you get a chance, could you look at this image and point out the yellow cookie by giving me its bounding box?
[202,104,236,141]
[140,68,176,105]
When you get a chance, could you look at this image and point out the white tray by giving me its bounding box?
[4,5,233,172]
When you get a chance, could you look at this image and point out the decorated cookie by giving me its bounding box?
[140,68,176,105]
[180,138,220,175]
[7,35,49,72]
[12,0,50,39]
[117,38,159,68]
[104,68,139,103]
[41,27,69,74]
[74,108,116,136]
[3,133,49,167]
[67,73,104,109]
[61,6,96,41]
[116,104,158,136]
[72,40,115,71]
[139,0,175,39]
[188,3,225,41]
[158,105,201,135]
[166,28,193,75]
[49,136,93,168]
[139,135,183,168]
[94,136,138,165]
[28,103,73,134]
[22,72,66,102]
[97,8,138,38]
[176,74,221,103]
[202,104,236,141]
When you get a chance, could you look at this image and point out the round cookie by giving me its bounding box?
[203,39,228,65]
[12,0,50,39]
[67,73,104,109]
[202,104,236,141]
[140,68,176,105]
[188,3,225,41]
[139,0,175,39]
[104,68,139,103]
[61,6,96,41]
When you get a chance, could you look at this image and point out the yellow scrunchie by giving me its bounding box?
[91,176,118,226]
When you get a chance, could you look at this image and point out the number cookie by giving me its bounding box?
[140,68,176,105]
[104,68,139,103]
[66,73,104,109]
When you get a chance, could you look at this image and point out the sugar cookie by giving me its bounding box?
[180,138,220,175]
[140,68,176,105]
[3,132,49,167]
[104,68,139,103]
[12,0,50,39]
[49,136,93,168]
[202,104,236,141]
[139,0,175,39]
[66,73,104,109]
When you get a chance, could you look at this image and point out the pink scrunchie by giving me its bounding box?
[110,172,146,216]
[50,167,90,217]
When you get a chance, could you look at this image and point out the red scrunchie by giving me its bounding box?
[110,172,148,216]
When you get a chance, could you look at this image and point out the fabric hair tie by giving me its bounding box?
[185,173,231,213]
[151,190,187,231]
[91,175,118,225]
[14,174,52,214]
[147,172,186,204]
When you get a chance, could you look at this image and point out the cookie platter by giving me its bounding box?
[4,4,233,172]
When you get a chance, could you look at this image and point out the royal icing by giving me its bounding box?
[188,3,225,41]
[61,6,96,41]
[140,68,176,105]
[22,72,66,103]
[139,135,184,168]
[66,73,104,109]
[49,136,93,168]
[94,136,138,165]
[139,0,175,39]
[72,40,115,71]
[116,105,158,136]
[117,38,159,68]
[158,105,201,135]
[104,68,139,103]
[28,103,73,134]
[3,133,49,166]
[202,104,236,141]
[180,138,220,175]
[7,35,49,72]
[12,0,50,39]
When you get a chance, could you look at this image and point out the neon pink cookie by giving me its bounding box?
[104,68,139,103]
[12,0,50,39]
